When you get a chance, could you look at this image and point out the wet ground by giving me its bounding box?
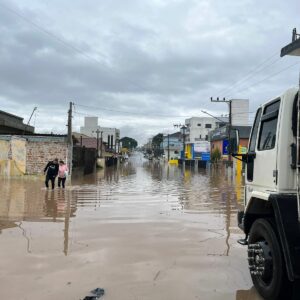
[0,153,262,300]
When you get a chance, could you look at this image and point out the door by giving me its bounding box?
[246,100,280,204]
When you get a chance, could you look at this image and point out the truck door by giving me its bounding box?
[246,100,280,202]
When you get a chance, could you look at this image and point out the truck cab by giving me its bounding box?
[232,87,300,300]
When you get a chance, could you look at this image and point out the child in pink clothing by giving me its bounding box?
[58,160,68,188]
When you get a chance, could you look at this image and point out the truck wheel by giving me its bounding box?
[247,218,289,300]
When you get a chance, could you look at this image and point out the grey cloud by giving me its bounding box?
[0,0,299,144]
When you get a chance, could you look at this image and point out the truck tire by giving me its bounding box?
[248,218,290,300]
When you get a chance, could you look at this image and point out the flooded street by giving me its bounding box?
[0,153,262,300]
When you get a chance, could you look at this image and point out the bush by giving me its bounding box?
[211,148,221,163]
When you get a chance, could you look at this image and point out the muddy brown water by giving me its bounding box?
[0,153,262,300]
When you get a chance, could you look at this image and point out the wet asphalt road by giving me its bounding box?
[0,153,262,300]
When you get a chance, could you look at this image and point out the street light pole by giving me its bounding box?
[93,129,101,158]
[201,110,228,124]
[167,134,170,162]
[100,131,103,158]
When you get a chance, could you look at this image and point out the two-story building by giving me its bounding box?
[80,117,120,152]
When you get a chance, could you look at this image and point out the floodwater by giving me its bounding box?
[0,153,262,300]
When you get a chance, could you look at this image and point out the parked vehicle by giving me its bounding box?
[230,87,300,299]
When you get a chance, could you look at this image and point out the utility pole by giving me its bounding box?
[174,123,187,166]
[67,102,73,144]
[67,102,73,175]
[100,131,103,158]
[167,134,170,162]
[93,129,101,157]
[210,97,232,162]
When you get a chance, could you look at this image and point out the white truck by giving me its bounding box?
[229,30,300,300]
[231,87,300,299]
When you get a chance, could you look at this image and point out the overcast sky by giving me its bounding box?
[0,0,299,144]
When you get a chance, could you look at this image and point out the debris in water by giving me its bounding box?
[82,287,105,300]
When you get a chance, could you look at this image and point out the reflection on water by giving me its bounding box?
[0,153,244,257]
[0,153,260,299]
[0,154,244,229]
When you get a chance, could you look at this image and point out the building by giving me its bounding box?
[0,134,69,175]
[161,132,182,159]
[80,117,120,152]
[185,116,228,143]
[210,125,251,159]
[0,110,34,135]
[231,99,249,126]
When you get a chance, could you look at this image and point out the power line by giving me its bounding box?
[74,103,194,118]
[229,61,300,95]
[215,51,280,96]
[222,56,282,96]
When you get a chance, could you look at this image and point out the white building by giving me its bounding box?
[185,117,228,143]
[231,99,249,126]
[80,117,120,151]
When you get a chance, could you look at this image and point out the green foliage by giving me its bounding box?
[152,133,163,148]
[120,137,138,149]
[211,147,221,163]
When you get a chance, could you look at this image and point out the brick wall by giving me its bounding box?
[26,140,68,175]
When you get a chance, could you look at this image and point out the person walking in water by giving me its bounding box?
[44,158,59,189]
[58,160,68,189]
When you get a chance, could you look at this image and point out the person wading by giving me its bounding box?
[58,160,68,189]
[44,158,59,189]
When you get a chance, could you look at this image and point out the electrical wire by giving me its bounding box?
[216,52,280,96]
[74,103,196,118]
[228,61,300,96]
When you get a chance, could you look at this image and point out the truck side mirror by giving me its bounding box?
[228,128,240,155]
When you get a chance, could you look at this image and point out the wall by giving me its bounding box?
[0,135,69,176]
[0,136,26,176]
[26,138,68,175]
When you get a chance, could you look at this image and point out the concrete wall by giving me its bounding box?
[0,135,69,176]
[26,139,68,175]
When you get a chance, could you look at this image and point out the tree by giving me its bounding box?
[211,147,221,163]
[152,133,164,157]
[120,137,138,149]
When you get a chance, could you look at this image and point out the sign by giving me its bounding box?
[240,146,247,154]
[194,141,210,153]
[201,153,211,161]
[222,140,229,155]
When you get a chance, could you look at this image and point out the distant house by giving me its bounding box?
[185,116,228,143]
[210,125,251,159]
[161,132,182,159]
[80,117,120,152]
[0,110,34,135]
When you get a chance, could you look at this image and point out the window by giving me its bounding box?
[205,135,208,141]
[249,108,262,152]
[264,100,280,114]
[258,118,278,150]
[205,124,212,128]
[199,134,202,139]
[197,123,201,126]
[258,100,280,151]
